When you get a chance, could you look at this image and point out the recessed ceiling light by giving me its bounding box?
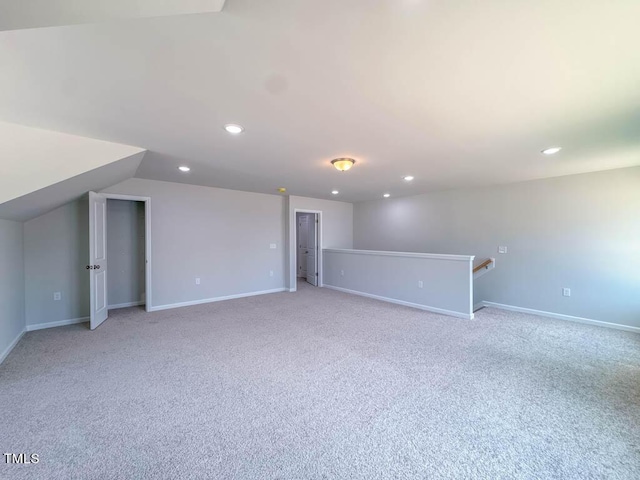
[331,190,339,195]
[224,124,244,134]
[542,147,562,155]
[383,193,391,198]
[403,175,414,181]
[178,166,191,172]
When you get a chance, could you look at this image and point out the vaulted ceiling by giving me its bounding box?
[1,0,639,203]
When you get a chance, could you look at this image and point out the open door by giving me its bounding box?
[306,213,318,286]
[89,192,108,329]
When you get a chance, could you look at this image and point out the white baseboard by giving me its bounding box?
[26,317,89,332]
[323,285,473,320]
[108,301,145,310]
[478,301,640,334]
[149,288,287,312]
[0,329,26,365]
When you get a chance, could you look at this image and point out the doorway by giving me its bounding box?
[106,199,146,310]
[88,192,152,330]
[292,209,322,290]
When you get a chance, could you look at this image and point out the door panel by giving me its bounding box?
[297,216,308,277]
[306,214,318,286]
[89,192,108,330]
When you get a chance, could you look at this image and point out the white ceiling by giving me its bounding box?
[0,121,145,205]
[0,0,226,31]
[0,152,145,221]
[1,0,639,203]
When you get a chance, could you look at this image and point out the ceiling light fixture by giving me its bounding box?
[178,166,191,172]
[542,147,562,155]
[383,193,390,198]
[331,158,355,172]
[224,124,244,134]
[403,175,414,181]
[331,190,339,195]
[278,187,287,193]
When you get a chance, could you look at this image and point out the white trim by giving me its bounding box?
[0,329,25,364]
[290,209,324,292]
[323,248,474,262]
[26,317,89,332]
[108,301,145,310]
[478,301,640,334]
[103,193,152,312]
[148,288,287,312]
[323,285,474,320]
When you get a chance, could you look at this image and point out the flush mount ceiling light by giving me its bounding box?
[277,187,287,193]
[178,166,191,172]
[331,158,356,172]
[383,193,391,198]
[224,124,244,134]
[542,147,562,155]
[331,190,339,195]
[403,175,415,181]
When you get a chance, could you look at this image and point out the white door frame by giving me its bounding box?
[291,209,322,292]
[103,193,153,312]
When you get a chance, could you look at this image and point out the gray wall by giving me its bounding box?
[354,166,640,328]
[0,219,25,361]
[107,199,145,307]
[103,178,286,308]
[24,199,89,327]
[323,249,474,318]
[19,180,355,326]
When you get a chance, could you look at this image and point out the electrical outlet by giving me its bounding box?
[270,244,277,249]
[269,270,274,277]
[53,292,61,301]
[418,280,424,288]
[563,288,571,297]
[340,270,344,276]
[195,278,201,285]
[498,246,508,254]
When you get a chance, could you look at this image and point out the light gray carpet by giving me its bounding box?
[1,282,639,479]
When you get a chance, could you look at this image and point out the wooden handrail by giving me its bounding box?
[473,259,492,273]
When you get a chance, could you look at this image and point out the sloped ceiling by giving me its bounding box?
[0,152,146,221]
[0,0,226,31]
[1,1,639,202]
[0,122,146,220]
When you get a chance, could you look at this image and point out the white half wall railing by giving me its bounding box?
[323,249,475,319]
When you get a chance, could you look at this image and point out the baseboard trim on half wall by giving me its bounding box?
[323,285,474,320]
[478,301,640,334]
[0,329,26,365]
[26,317,89,332]
[149,288,287,312]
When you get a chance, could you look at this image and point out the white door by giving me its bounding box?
[306,214,318,286]
[89,192,109,329]
[298,215,309,277]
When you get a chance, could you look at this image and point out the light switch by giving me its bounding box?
[270,244,277,249]
[498,246,508,254]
